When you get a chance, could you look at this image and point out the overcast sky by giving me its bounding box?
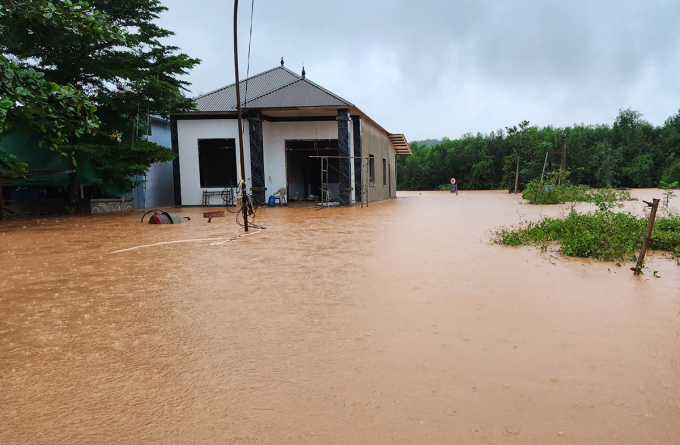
[158,0,680,141]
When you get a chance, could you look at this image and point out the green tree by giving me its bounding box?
[0,0,199,128]
[0,1,125,215]
[591,140,622,187]
[623,154,654,187]
[1,0,197,209]
[469,156,495,188]
[505,120,539,192]
[0,57,101,159]
[661,158,680,184]
[0,1,124,154]
[396,108,680,193]
[64,141,176,192]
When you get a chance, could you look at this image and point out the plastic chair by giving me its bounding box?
[274,187,287,206]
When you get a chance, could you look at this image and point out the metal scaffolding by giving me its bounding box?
[308,155,372,208]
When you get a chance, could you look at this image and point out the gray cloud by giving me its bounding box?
[159,0,680,140]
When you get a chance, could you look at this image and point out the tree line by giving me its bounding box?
[396,109,680,191]
[0,0,198,211]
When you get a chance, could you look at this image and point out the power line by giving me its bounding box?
[244,0,255,105]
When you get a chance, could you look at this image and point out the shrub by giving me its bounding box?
[493,210,680,262]
[660,181,678,208]
[522,171,633,206]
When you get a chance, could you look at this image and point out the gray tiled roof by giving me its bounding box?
[195,66,354,112]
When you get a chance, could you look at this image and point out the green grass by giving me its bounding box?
[494,210,680,262]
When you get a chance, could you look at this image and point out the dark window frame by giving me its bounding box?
[383,157,387,186]
[198,138,238,188]
[369,154,376,186]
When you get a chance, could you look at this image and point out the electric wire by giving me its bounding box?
[243,0,255,106]
[108,226,265,253]
[109,236,241,254]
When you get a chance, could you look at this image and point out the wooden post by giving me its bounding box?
[68,170,79,214]
[540,151,549,181]
[560,135,567,172]
[559,135,567,185]
[632,198,660,276]
[514,155,520,194]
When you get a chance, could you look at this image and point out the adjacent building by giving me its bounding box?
[130,116,175,209]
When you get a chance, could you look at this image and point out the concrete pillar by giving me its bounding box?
[352,116,362,203]
[337,109,351,206]
[248,111,266,206]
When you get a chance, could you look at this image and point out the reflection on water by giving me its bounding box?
[1,190,679,444]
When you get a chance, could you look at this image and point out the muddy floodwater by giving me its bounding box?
[2,190,679,444]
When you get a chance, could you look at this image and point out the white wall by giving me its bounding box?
[261,121,338,198]
[177,119,250,206]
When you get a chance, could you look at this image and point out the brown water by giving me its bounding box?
[2,190,679,444]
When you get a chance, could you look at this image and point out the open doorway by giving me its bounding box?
[285,139,339,202]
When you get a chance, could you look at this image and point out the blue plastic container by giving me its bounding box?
[268,195,276,207]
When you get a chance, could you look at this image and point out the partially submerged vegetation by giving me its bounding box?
[521,171,633,205]
[494,192,680,262]
[495,210,680,261]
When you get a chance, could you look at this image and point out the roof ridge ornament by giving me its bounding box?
[302,64,305,78]
[280,56,284,66]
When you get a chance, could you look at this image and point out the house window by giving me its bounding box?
[198,138,237,187]
[369,154,375,185]
[383,158,387,186]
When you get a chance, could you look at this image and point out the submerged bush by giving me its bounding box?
[494,210,680,262]
[522,171,633,206]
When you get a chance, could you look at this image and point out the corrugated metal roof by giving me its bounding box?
[188,64,410,156]
[244,78,352,108]
[194,65,353,111]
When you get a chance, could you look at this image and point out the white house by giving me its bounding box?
[170,60,411,206]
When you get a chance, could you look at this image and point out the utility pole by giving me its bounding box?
[540,151,549,181]
[548,135,568,185]
[514,155,520,194]
[233,0,248,231]
[513,129,523,194]
[560,135,567,172]
[559,135,567,185]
